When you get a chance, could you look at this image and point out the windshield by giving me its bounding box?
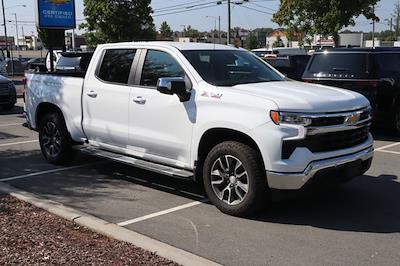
[182,50,283,86]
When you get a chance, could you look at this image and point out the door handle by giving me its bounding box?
[133,96,146,104]
[86,90,98,98]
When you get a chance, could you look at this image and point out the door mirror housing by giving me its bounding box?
[157,77,191,102]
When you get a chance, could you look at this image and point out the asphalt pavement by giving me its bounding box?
[1,100,399,266]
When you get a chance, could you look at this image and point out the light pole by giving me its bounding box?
[1,0,8,57]
[206,16,219,44]
[11,13,19,58]
[1,4,25,57]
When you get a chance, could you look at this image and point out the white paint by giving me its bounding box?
[0,123,22,127]
[117,200,206,226]
[0,140,38,147]
[0,163,98,182]
[375,142,400,151]
[375,149,400,155]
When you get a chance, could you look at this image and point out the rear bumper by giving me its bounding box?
[266,146,373,190]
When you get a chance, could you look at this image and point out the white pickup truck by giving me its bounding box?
[25,42,374,216]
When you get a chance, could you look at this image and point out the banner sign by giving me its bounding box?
[36,0,76,29]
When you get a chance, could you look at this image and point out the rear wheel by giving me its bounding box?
[203,141,270,217]
[39,113,73,165]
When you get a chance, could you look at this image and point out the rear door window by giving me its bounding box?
[98,49,136,84]
[374,53,400,75]
[308,53,368,74]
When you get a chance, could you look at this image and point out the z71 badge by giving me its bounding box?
[201,91,223,99]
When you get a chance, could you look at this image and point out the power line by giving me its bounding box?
[153,2,226,17]
[238,4,274,15]
[153,0,208,12]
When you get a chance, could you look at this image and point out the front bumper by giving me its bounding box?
[266,146,373,190]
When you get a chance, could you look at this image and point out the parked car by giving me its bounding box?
[272,47,307,56]
[55,52,94,72]
[5,58,25,75]
[25,42,373,216]
[251,48,273,58]
[27,57,46,72]
[264,55,311,81]
[45,50,62,71]
[0,75,16,110]
[302,47,400,134]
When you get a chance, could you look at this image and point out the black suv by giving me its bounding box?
[303,47,400,134]
[0,75,16,110]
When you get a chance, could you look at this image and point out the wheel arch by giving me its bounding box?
[35,102,65,129]
[195,128,265,182]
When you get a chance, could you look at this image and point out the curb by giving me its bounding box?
[0,182,221,266]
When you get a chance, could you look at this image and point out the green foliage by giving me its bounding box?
[272,36,285,48]
[246,34,259,50]
[183,25,199,38]
[81,0,156,47]
[160,21,173,39]
[273,0,380,45]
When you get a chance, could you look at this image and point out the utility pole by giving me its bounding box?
[227,0,231,44]
[72,29,76,51]
[372,5,375,48]
[218,16,221,44]
[12,13,20,58]
[1,0,8,57]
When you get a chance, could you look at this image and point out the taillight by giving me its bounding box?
[21,78,27,85]
[353,80,379,88]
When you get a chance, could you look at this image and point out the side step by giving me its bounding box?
[75,146,194,179]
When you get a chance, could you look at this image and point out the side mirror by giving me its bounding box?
[157,77,191,102]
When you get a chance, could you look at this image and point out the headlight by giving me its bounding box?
[270,111,312,126]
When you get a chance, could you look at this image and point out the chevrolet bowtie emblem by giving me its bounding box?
[345,113,360,125]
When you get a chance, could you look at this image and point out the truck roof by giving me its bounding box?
[99,41,238,51]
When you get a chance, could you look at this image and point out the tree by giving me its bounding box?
[183,25,199,38]
[273,0,380,46]
[272,36,285,48]
[246,34,259,50]
[159,21,173,40]
[81,0,156,47]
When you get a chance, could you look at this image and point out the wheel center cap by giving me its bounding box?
[229,176,237,184]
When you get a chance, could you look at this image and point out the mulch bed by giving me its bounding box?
[0,194,178,265]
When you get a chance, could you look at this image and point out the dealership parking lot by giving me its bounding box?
[1,100,399,266]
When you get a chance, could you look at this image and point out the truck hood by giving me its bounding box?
[225,81,370,113]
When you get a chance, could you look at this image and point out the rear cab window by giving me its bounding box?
[308,53,368,74]
[97,49,136,84]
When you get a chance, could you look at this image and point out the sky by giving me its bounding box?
[3,0,397,40]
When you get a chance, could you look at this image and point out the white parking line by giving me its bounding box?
[0,123,22,127]
[375,142,400,151]
[0,163,99,182]
[376,150,400,155]
[0,140,38,147]
[117,200,206,227]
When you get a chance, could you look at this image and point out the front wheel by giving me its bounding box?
[203,141,270,217]
[39,113,73,165]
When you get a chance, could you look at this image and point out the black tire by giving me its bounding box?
[393,105,400,136]
[2,103,15,110]
[202,141,270,217]
[39,112,73,165]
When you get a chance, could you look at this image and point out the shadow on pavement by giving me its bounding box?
[0,105,24,116]
[251,174,400,233]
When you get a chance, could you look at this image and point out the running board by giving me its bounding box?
[75,146,194,179]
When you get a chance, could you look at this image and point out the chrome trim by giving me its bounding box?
[306,120,371,135]
[267,146,374,190]
[279,106,371,119]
